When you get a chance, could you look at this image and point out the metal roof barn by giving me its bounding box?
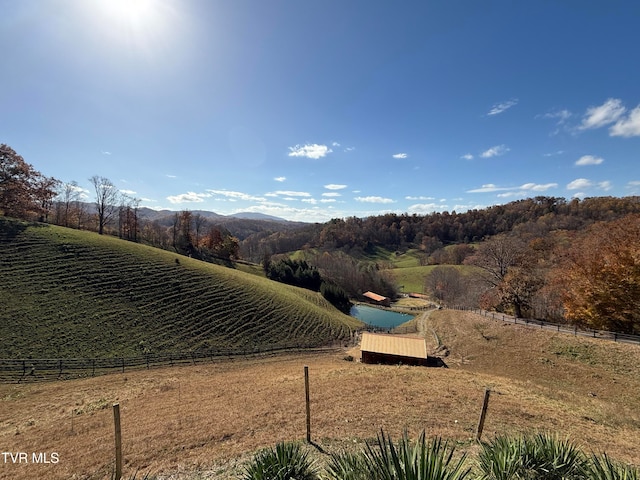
[360,331,448,367]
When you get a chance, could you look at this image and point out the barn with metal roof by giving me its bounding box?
[360,332,445,367]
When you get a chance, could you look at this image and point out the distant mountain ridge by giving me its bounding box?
[136,207,289,223]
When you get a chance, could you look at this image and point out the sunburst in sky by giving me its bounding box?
[3,1,640,222]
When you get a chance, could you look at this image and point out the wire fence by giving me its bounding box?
[0,345,343,384]
[449,305,640,346]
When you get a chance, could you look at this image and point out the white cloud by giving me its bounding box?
[354,196,395,204]
[320,198,337,203]
[538,109,573,136]
[487,99,518,116]
[207,190,266,202]
[480,145,510,158]
[467,183,557,194]
[610,105,640,137]
[332,142,341,147]
[165,174,177,178]
[460,154,474,160]
[167,192,209,204]
[579,98,626,130]
[566,179,610,191]
[120,189,137,195]
[543,150,564,157]
[322,192,341,197]
[405,195,435,201]
[392,153,408,159]
[407,202,448,214]
[268,190,312,197]
[324,184,347,190]
[101,151,112,155]
[301,198,318,204]
[598,181,612,191]
[344,146,356,152]
[567,178,592,190]
[575,155,604,166]
[274,176,286,182]
[539,109,572,123]
[288,144,332,159]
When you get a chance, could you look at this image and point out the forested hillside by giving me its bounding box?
[240,196,640,260]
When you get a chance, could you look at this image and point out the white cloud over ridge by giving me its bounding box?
[481,145,510,158]
[487,99,518,116]
[467,183,557,194]
[167,191,208,203]
[268,190,312,197]
[207,190,266,202]
[566,179,612,191]
[355,196,395,204]
[288,144,332,159]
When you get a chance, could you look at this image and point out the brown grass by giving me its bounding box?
[1,310,639,479]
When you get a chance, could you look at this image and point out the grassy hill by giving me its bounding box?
[0,218,361,358]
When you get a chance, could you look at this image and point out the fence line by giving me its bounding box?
[0,346,340,384]
[449,306,640,346]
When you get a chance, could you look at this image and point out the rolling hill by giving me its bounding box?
[0,218,361,359]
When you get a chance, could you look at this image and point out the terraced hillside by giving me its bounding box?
[0,219,362,358]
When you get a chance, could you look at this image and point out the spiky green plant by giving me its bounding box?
[243,441,318,480]
[476,432,588,480]
[588,453,639,480]
[324,430,470,480]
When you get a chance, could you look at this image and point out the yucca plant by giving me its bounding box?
[324,430,470,480]
[325,450,371,480]
[243,441,318,480]
[476,432,588,480]
[588,453,639,480]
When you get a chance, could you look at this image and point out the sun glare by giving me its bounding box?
[82,0,180,59]
[105,0,156,25]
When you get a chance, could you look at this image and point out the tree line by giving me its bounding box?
[423,214,640,334]
[239,196,640,262]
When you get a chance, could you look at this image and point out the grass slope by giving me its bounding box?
[0,219,361,358]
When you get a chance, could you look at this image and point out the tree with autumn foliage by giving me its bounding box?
[560,214,640,333]
[0,144,59,221]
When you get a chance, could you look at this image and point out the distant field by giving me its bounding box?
[0,219,361,358]
[1,309,639,479]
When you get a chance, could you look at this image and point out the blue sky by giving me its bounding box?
[3,0,640,222]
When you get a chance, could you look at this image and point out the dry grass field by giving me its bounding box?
[2,310,640,479]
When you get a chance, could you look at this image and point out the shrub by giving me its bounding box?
[325,430,470,480]
[588,453,639,480]
[476,432,588,480]
[242,441,318,480]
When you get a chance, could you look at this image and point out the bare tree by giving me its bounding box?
[57,181,81,227]
[425,266,466,306]
[465,234,531,317]
[118,194,140,241]
[89,175,120,234]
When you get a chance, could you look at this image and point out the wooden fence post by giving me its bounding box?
[304,365,311,443]
[475,388,491,442]
[113,403,123,480]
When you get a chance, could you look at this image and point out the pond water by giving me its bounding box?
[350,304,414,329]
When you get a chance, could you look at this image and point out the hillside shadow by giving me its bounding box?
[0,218,29,240]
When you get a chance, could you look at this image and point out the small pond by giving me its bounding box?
[350,304,414,329]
